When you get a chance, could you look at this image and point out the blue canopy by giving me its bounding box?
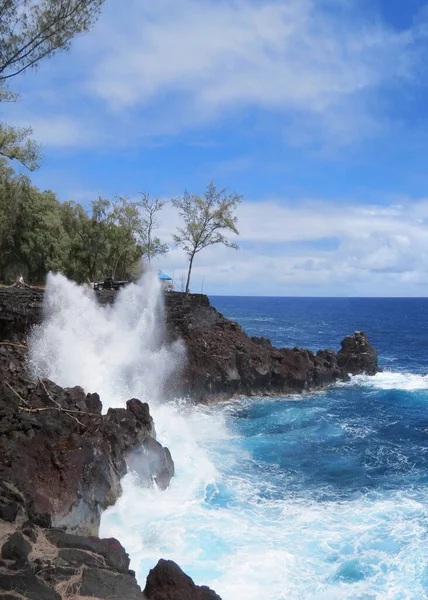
[158,273,172,281]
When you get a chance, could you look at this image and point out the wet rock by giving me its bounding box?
[144,559,222,600]
[0,365,173,536]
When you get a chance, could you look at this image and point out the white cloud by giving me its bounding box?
[155,196,428,295]
[82,0,425,141]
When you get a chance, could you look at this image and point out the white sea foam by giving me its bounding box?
[349,371,428,391]
[28,275,428,599]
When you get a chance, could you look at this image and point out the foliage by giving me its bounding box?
[0,162,171,284]
[0,0,104,82]
[172,181,242,294]
[0,160,69,280]
[0,0,105,169]
[0,122,40,170]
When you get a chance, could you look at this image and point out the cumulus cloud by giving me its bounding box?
[155,197,428,296]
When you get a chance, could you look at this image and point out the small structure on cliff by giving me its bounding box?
[158,272,173,291]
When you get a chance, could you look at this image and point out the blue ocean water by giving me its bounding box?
[203,297,428,598]
[101,296,428,600]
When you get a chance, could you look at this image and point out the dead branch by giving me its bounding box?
[5,381,30,406]
[5,378,103,428]
[0,341,27,348]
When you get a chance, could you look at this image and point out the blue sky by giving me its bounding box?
[4,0,428,296]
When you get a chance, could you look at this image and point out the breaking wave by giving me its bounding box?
[27,278,428,599]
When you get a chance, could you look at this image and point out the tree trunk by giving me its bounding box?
[185,253,195,296]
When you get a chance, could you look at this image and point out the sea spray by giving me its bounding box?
[27,271,184,408]
[27,271,228,588]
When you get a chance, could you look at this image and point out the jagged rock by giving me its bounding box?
[337,331,380,376]
[0,366,174,536]
[0,568,61,599]
[1,531,31,563]
[46,529,131,573]
[144,559,222,600]
[163,292,379,402]
[80,567,144,599]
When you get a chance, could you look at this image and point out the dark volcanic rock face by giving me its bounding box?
[144,559,222,600]
[164,292,380,403]
[0,345,174,535]
[0,524,145,599]
[337,330,379,376]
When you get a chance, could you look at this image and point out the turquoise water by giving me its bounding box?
[101,296,428,599]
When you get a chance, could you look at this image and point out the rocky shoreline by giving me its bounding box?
[0,287,379,599]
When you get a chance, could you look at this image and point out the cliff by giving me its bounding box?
[164,292,379,402]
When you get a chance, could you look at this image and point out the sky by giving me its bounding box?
[4,0,428,296]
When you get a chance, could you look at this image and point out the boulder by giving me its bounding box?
[144,559,222,600]
[337,331,380,376]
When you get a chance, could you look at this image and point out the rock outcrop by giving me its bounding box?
[144,559,222,600]
[0,342,174,536]
[0,288,380,404]
[164,292,380,403]
[0,524,145,599]
[337,330,379,376]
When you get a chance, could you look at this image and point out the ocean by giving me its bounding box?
[29,280,428,600]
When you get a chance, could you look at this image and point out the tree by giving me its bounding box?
[105,197,143,280]
[0,163,69,281]
[137,193,168,265]
[0,0,104,82]
[0,0,105,169]
[172,181,242,295]
[61,197,111,282]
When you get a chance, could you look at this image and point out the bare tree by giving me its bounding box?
[138,193,168,265]
[172,181,242,295]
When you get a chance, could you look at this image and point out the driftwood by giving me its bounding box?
[5,379,102,428]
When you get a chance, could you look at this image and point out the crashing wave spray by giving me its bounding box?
[27,271,225,591]
[28,271,183,409]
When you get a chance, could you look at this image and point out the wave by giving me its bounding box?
[28,275,428,599]
[347,371,428,391]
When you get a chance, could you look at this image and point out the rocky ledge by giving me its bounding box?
[0,288,380,405]
[164,292,380,403]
